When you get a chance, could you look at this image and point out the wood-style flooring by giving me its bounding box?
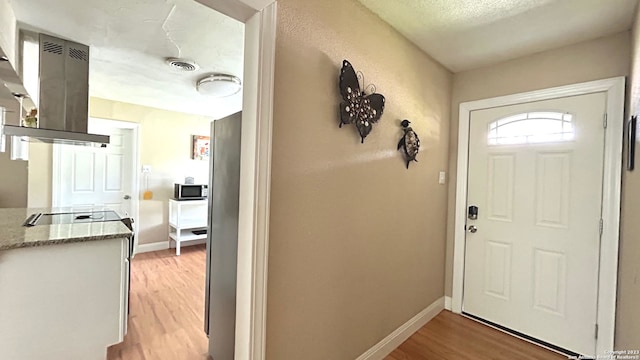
[386,310,566,360]
[107,244,209,360]
[107,245,564,360]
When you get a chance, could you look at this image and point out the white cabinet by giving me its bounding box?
[168,199,208,256]
[0,237,128,360]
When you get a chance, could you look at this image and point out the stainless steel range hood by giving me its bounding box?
[3,125,109,144]
[2,33,109,145]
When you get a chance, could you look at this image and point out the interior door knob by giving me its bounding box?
[123,195,131,200]
[468,225,478,233]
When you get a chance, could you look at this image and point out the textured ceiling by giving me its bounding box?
[358,0,639,72]
[9,0,244,118]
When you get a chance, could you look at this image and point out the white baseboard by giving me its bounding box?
[445,296,452,311]
[168,238,207,248]
[135,241,169,255]
[356,297,444,360]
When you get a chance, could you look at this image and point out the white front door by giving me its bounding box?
[463,92,606,355]
[54,125,133,215]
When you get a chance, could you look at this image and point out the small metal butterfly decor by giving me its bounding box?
[338,60,385,143]
[398,119,420,169]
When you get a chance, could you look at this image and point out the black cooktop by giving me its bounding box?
[24,210,122,226]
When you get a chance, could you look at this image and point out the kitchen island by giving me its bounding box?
[0,208,132,360]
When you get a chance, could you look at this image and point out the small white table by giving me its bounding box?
[168,199,208,255]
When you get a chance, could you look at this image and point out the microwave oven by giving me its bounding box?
[174,183,208,200]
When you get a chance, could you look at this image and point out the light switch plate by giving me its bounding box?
[438,171,446,185]
[142,165,152,173]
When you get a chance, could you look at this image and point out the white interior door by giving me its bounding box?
[55,126,133,215]
[463,92,606,355]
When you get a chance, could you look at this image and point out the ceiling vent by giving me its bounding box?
[166,57,199,72]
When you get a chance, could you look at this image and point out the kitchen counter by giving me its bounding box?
[0,207,131,359]
[0,207,133,251]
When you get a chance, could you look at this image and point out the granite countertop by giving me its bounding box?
[0,207,133,251]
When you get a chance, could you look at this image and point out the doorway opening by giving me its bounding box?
[52,118,139,224]
[451,77,624,357]
[13,0,275,357]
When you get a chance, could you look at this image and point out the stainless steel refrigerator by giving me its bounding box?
[204,111,242,360]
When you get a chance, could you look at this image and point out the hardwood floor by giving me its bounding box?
[108,247,564,360]
[107,245,209,360]
[386,310,566,360]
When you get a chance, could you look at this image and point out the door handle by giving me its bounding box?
[123,195,131,200]
[468,225,478,233]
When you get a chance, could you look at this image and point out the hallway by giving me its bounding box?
[108,243,567,359]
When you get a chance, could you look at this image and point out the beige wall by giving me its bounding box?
[27,98,213,245]
[266,0,452,358]
[0,138,27,208]
[446,31,636,347]
[616,7,640,349]
[26,142,52,208]
[0,92,27,208]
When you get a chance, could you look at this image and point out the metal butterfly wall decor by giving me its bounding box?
[338,60,385,143]
[398,119,420,169]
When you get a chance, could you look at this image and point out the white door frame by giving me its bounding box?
[451,77,624,355]
[52,117,141,251]
[193,1,276,359]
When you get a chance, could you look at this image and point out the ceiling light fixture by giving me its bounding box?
[166,57,199,72]
[197,74,242,98]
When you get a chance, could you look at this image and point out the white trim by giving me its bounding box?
[135,241,170,254]
[51,145,62,207]
[355,297,444,360]
[452,77,624,356]
[194,0,269,22]
[596,78,624,354]
[234,3,276,360]
[444,296,452,311]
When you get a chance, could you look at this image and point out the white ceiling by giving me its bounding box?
[9,0,244,118]
[7,0,638,115]
[358,0,639,72]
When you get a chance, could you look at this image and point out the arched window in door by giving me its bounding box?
[488,111,574,145]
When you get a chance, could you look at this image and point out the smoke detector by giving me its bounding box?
[166,58,199,72]
[196,74,242,98]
